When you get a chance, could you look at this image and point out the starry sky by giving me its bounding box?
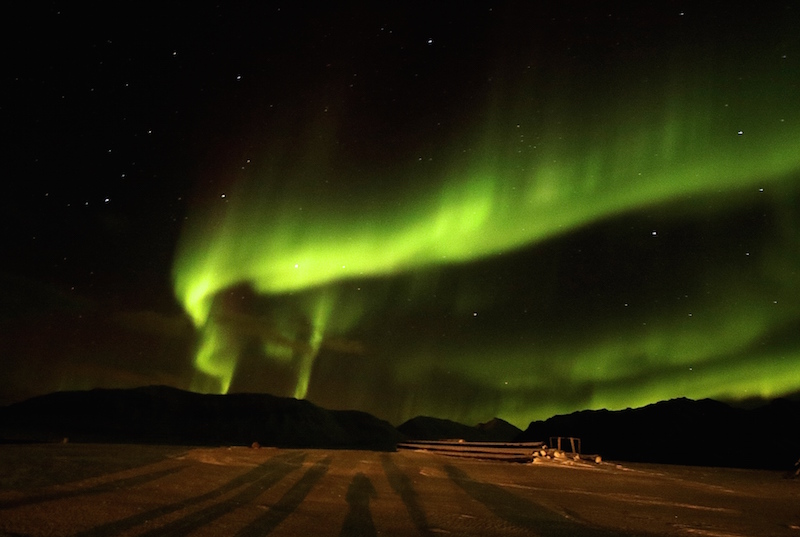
[3,2,800,428]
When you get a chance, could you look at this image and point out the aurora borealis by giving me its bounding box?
[4,3,800,427]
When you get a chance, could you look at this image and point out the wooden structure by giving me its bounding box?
[549,436,581,454]
[397,440,547,462]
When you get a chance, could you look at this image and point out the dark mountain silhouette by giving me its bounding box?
[475,417,522,442]
[516,397,800,470]
[0,385,403,450]
[2,387,797,469]
[397,416,521,442]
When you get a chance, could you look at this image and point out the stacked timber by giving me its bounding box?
[397,440,547,462]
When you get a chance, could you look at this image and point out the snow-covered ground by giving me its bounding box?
[0,443,797,536]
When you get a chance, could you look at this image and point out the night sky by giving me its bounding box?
[3,2,800,427]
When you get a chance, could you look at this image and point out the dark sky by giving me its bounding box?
[3,2,800,427]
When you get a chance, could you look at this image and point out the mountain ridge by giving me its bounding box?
[2,386,798,470]
[516,396,800,470]
[0,385,403,450]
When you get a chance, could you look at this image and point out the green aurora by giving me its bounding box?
[172,19,800,427]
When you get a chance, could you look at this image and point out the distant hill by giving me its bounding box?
[0,385,404,450]
[516,397,800,470]
[475,417,522,442]
[397,416,521,442]
[3,387,797,469]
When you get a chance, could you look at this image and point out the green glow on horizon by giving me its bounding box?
[172,49,800,422]
[407,273,800,426]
